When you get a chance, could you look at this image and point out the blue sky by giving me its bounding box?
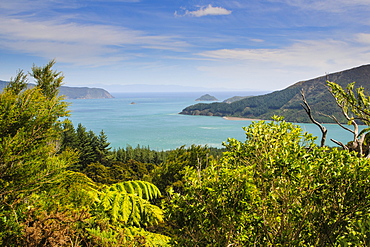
[1,0,370,92]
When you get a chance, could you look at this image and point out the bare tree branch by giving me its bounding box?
[330,139,349,150]
[319,113,355,135]
[325,83,368,156]
[300,90,327,147]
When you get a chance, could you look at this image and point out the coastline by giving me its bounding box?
[223,116,261,121]
[222,116,357,125]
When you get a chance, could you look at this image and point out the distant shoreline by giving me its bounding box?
[223,116,261,121]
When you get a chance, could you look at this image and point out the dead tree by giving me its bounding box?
[301,85,370,157]
[326,87,369,157]
[300,90,327,147]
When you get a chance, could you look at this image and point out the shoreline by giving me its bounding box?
[223,116,262,121]
[222,116,360,125]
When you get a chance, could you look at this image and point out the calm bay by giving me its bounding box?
[65,92,361,150]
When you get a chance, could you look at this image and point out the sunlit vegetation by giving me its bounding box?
[1,61,370,246]
[166,117,370,246]
[0,61,171,246]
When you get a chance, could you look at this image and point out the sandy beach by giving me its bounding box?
[223,116,261,121]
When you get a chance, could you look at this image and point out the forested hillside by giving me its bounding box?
[0,80,113,99]
[180,64,370,123]
[2,61,370,246]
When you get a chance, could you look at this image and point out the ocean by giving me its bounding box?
[65,92,361,151]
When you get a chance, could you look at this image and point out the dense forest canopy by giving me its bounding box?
[1,61,370,246]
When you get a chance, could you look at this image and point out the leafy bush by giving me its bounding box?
[167,117,370,246]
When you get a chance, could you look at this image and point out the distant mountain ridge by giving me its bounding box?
[0,80,113,99]
[180,64,370,123]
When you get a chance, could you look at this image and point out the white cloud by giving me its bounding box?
[195,37,370,90]
[250,38,265,43]
[0,17,189,66]
[356,33,370,44]
[197,38,370,68]
[177,4,232,17]
[272,0,370,12]
[0,0,81,14]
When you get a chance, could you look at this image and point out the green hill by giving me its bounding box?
[196,94,218,101]
[58,86,113,99]
[0,80,113,99]
[180,64,370,123]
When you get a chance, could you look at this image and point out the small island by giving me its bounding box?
[195,94,218,101]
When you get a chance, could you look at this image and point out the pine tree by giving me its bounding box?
[60,120,78,151]
[75,123,96,168]
[95,130,111,165]
[0,61,71,243]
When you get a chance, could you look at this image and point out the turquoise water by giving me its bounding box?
[65,92,362,150]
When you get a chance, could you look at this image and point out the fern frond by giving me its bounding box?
[94,181,163,227]
[111,191,121,221]
[121,193,131,223]
[121,180,161,200]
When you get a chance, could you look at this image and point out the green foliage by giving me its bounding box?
[86,226,171,247]
[60,123,225,187]
[0,62,68,201]
[328,81,370,126]
[60,122,165,183]
[93,181,162,225]
[75,123,99,167]
[0,61,72,244]
[167,164,257,246]
[0,62,170,246]
[30,59,63,99]
[151,145,219,193]
[87,181,170,246]
[42,170,98,209]
[76,158,157,184]
[325,81,370,156]
[5,70,28,94]
[20,175,170,246]
[7,61,370,246]
[167,118,370,246]
[60,122,114,169]
[96,130,112,164]
[113,145,168,165]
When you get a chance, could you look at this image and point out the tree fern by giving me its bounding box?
[87,181,169,246]
[107,180,161,201]
[94,181,163,227]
